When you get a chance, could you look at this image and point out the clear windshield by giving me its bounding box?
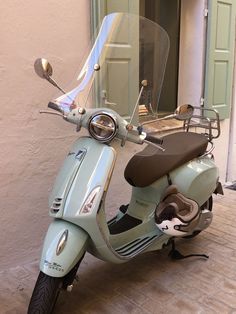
[51,13,169,123]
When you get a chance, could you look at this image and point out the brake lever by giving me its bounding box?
[39,110,64,117]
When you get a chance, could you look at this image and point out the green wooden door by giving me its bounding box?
[91,0,139,31]
[204,0,236,119]
[91,0,139,120]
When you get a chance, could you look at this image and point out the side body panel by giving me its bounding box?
[171,157,218,205]
[125,156,218,253]
[129,156,218,218]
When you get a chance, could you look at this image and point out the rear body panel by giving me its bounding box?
[126,156,218,242]
[171,157,218,205]
[130,156,218,209]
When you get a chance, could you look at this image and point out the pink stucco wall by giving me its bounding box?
[0,1,90,269]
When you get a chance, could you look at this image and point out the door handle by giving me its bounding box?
[102,90,117,107]
[104,99,117,106]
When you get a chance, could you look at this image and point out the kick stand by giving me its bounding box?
[168,239,209,260]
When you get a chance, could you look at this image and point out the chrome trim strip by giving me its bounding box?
[56,230,69,256]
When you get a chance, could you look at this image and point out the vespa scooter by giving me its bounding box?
[28,13,223,313]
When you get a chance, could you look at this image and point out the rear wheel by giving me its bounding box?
[202,196,213,212]
[184,196,213,239]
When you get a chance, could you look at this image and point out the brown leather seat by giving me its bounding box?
[124,132,208,187]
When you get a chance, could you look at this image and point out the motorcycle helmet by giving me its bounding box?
[155,186,200,237]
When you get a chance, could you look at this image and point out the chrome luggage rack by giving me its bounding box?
[183,107,220,141]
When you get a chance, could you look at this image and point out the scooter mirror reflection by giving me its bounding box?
[174,104,194,121]
[34,58,53,80]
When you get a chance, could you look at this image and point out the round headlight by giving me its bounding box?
[88,113,117,142]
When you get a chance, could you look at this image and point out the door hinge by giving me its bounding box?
[200,97,205,107]
[204,8,208,17]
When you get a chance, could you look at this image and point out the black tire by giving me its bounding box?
[27,271,63,314]
[184,196,213,239]
[202,195,213,212]
[28,255,84,313]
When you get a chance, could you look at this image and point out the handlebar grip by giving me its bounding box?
[48,101,62,113]
[145,134,163,145]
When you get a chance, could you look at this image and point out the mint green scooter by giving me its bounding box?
[28,13,223,313]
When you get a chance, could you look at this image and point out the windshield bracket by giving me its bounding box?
[122,80,148,146]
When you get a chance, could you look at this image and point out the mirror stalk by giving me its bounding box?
[34,58,68,95]
[141,104,194,127]
[46,76,68,95]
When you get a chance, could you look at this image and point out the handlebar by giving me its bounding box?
[40,105,165,151]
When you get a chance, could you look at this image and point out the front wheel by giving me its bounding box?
[28,255,84,313]
[27,271,63,314]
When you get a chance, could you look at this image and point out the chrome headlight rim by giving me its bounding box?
[88,112,118,143]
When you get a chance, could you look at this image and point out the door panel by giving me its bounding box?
[106,0,130,13]
[91,1,139,120]
[204,0,236,119]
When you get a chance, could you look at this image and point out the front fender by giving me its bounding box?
[40,219,89,277]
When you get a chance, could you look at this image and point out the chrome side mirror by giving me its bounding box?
[34,58,53,80]
[141,104,194,127]
[174,104,194,121]
[34,58,67,95]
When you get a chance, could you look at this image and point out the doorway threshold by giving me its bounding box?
[225,182,236,191]
[143,120,183,135]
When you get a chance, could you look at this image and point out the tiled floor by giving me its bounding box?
[1,188,236,313]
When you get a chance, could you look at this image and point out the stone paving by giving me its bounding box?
[1,188,236,314]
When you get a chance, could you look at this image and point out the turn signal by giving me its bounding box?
[80,186,101,214]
